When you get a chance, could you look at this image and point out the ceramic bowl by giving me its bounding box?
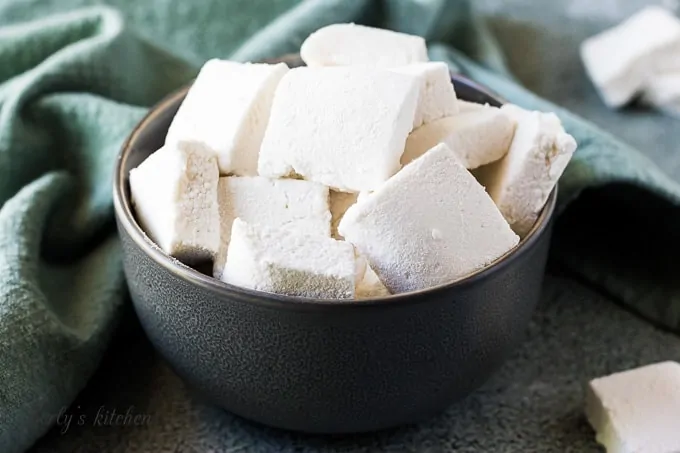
[113,55,556,434]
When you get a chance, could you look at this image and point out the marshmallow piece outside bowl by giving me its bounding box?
[258,66,420,192]
[586,361,680,453]
[580,5,680,108]
[165,59,289,175]
[129,140,220,265]
[402,107,516,170]
[222,218,356,299]
[213,176,331,279]
[642,71,680,117]
[643,72,680,105]
[114,60,558,434]
[300,23,428,68]
[339,142,520,294]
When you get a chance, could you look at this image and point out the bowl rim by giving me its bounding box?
[113,68,557,310]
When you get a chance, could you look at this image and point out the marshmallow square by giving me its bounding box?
[165,59,289,175]
[129,141,220,264]
[580,6,680,107]
[402,107,516,170]
[586,361,680,453]
[391,62,459,128]
[300,23,428,68]
[258,66,420,192]
[213,176,331,278]
[222,218,356,299]
[338,143,519,294]
[476,104,577,237]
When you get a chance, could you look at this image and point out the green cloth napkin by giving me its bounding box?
[0,1,678,452]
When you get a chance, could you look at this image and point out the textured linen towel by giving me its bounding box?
[0,0,678,452]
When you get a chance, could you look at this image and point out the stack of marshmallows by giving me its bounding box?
[130,24,577,300]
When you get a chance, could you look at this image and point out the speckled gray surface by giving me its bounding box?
[28,0,680,451]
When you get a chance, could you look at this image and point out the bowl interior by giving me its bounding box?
[114,60,556,306]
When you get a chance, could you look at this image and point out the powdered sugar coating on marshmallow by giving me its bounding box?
[258,66,420,192]
[338,142,519,294]
[402,107,516,170]
[476,104,576,237]
[166,59,288,175]
[213,176,331,278]
[222,218,356,299]
[129,141,220,264]
[586,361,680,453]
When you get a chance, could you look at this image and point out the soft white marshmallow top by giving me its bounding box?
[165,59,288,175]
[258,66,420,192]
[300,23,428,68]
[391,61,459,128]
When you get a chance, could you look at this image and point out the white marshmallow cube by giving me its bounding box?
[129,141,220,264]
[330,191,358,240]
[391,62,459,128]
[580,6,680,107]
[300,23,428,68]
[338,143,519,294]
[222,218,356,299]
[476,104,577,237]
[402,107,516,170]
[213,176,331,278]
[644,72,680,104]
[585,361,680,453]
[258,66,420,192]
[165,59,289,175]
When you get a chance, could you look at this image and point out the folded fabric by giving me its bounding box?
[0,1,678,453]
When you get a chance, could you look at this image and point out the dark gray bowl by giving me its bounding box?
[113,55,556,434]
